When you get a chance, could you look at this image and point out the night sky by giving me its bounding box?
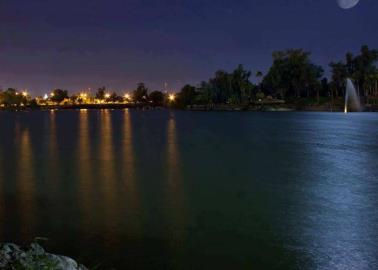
[0,0,377,95]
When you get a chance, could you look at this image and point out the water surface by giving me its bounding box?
[0,110,377,269]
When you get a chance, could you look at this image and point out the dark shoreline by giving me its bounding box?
[1,104,378,112]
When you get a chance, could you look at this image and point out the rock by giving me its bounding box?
[49,254,88,270]
[0,242,88,270]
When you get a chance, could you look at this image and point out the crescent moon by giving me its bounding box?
[337,0,360,9]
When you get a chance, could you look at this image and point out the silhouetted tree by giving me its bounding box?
[149,91,165,106]
[352,45,378,96]
[320,78,330,97]
[262,49,323,98]
[95,87,106,99]
[177,84,197,108]
[329,61,348,97]
[108,92,123,102]
[230,64,254,104]
[133,83,148,103]
[197,65,254,105]
[50,89,68,103]
[0,88,27,107]
[330,46,378,97]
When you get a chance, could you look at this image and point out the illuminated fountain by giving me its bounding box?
[344,78,361,113]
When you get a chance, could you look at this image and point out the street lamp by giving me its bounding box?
[124,93,131,103]
[168,94,176,102]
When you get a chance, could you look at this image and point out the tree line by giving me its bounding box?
[0,83,170,107]
[174,45,378,108]
[1,45,378,108]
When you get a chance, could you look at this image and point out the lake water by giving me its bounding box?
[0,110,377,269]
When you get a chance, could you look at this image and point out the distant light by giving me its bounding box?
[50,93,55,97]
[44,94,49,100]
[105,93,111,99]
[22,91,28,97]
[124,93,130,99]
[169,94,176,102]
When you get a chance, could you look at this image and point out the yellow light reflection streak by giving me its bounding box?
[48,110,59,191]
[18,128,36,242]
[99,110,118,247]
[78,109,93,232]
[166,116,186,263]
[121,109,141,238]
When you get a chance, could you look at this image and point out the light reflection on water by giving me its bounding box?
[17,127,36,241]
[0,111,377,269]
[98,109,118,248]
[298,116,378,270]
[48,110,59,192]
[165,115,187,264]
[77,109,93,233]
[121,109,141,238]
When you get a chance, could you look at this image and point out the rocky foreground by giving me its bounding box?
[0,242,87,270]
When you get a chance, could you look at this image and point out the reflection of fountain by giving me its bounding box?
[344,78,362,113]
